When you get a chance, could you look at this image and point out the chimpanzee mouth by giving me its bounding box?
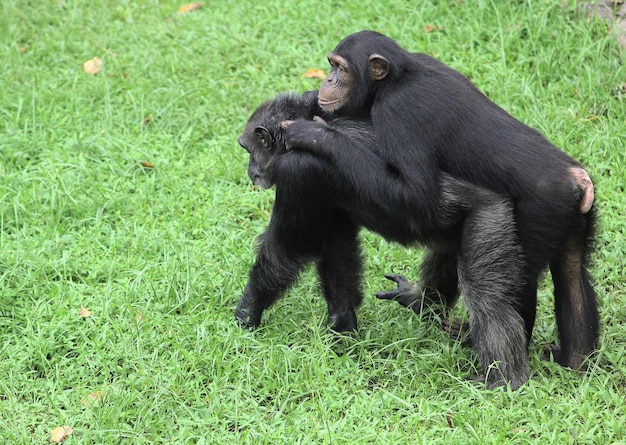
[318,98,340,106]
[252,176,272,190]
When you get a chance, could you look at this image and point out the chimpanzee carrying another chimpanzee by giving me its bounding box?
[236,31,598,390]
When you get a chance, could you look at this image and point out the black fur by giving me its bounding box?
[237,91,530,388]
[294,31,598,389]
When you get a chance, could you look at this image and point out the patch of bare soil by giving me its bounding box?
[583,0,626,49]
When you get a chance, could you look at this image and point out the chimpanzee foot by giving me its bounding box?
[468,374,509,390]
[327,307,358,334]
[470,370,530,390]
[442,318,472,346]
[541,344,589,371]
[541,344,574,368]
[375,274,423,314]
[467,374,488,388]
[541,344,560,362]
[235,297,263,329]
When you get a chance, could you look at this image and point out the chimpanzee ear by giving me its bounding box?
[368,54,389,81]
[254,126,273,149]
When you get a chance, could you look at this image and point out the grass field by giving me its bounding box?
[1,1,625,443]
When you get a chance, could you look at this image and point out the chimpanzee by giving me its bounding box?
[285,30,599,388]
[237,91,546,388]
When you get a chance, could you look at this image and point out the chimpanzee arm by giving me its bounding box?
[284,117,442,224]
[236,151,346,328]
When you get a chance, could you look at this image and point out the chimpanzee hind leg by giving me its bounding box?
[316,209,364,333]
[548,211,599,370]
[457,198,530,390]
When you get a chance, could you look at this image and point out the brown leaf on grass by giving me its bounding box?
[78,305,92,318]
[177,2,204,14]
[83,56,102,75]
[137,160,154,169]
[424,24,445,33]
[303,68,326,80]
[135,310,143,322]
[81,391,106,407]
[446,411,454,428]
[50,426,73,443]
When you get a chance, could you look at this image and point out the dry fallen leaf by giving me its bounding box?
[446,411,454,428]
[303,68,326,80]
[81,390,106,407]
[83,56,102,75]
[135,310,143,322]
[137,160,154,169]
[78,305,92,318]
[424,24,445,33]
[50,425,73,443]
[177,2,203,14]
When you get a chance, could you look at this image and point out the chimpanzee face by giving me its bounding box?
[238,122,277,189]
[318,53,354,112]
[238,93,308,188]
[318,51,389,114]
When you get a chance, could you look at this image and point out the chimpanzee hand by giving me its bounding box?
[235,292,263,329]
[282,116,333,155]
[375,273,423,314]
[378,274,473,344]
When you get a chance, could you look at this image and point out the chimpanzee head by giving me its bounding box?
[318,30,407,115]
[238,91,318,188]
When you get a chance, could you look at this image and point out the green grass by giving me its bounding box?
[1,0,625,443]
